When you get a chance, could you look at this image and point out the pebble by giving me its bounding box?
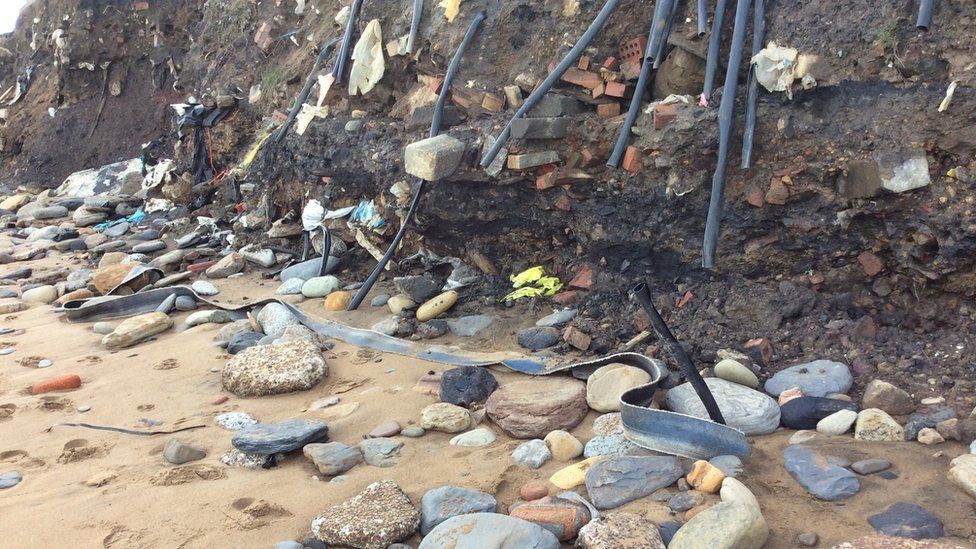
[583,433,655,458]
[666,378,780,435]
[276,278,305,295]
[789,430,818,445]
[175,296,198,311]
[517,326,562,350]
[584,455,683,509]
[536,309,577,327]
[303,442,363,476]
[131,240,166,254]
[904,404,957,440]
[368,420,402,438]
[191,280,219,296]
[438,366,498,407]
[851,458,891,475]
[256,303,300,338]
[447,314,498,337]
[948,454,976,499]
[416,291,458,321]
[586,363,652,413]
[0,347,13,356]
[450,428,496,447]
[418,513,559,549]
[21,285,58,304]
[486,377,588,439]
[274,542,303,549]
[0,471,22,489]
[855,409,906,442]
[77,405,91,412]
[358,437,403,467]
[155,294,176,314]
[669,491,705,512]
[867,503,944,540]
[545,430,583,461]
[578,512,666,549]
[764,360,853,398]
[301,276,342,298]
[862,379,916,416]
[163,438,207,465]
[400,427,425,437]
[797,532,819,546]
[714,359,760,389]
[394,274,442,302]
[784,445,860,501]
[37,359,52,368]
[917,427,944,445]
[709,455,743,478]
[520,481,550,501]
[211,395,228,405]
[687,460,727,494]
[513,439,552,469]
[323,290,352,311]
[420,484,497,535]
[215,412,258,430]
[816,409,858,435]
[370,293,390,307]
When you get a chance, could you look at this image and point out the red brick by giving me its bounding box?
[857,251,884,276]
[622,146,642,173]
[744,337,774,365]
[604,81,629,98]
[580,148,602,168]
[765,179,790,205]
[537,168,594,190]
[568,264,595,290]
[450,84,483,110]
[561,68,603,89]
[596,102,621,117]
[563,326,592,351]
[254,22,272,50]
[552,291,579,305]
[578,56,590,71]
[621,60,642,80]
[133,1,149,10]
[619,36,648,66]
[745,187,765,207]
[603,56,619,70]
[653,103,677,129]
[428,76,444,94]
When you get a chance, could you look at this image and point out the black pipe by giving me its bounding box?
[740,0,764,169]
[273,38,339,144]
[916,0,933,30]
[332,0,365,83]
[480,0,622,168]
[607,0,665,168]
[300,231,310,261]
[318,226,332,277]
[654,0,681,69]
[407,0,423,54]
[697,0,708,36]
[700,0,728,105]
[633,282,726,424]
[702,0,752,268]
[347,12,487,311]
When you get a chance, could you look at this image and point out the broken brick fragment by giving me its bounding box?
[604,81,630,98]
[428,76,445,94]
[561,68,603,89]
[745,187,765,207]
[553,195,572,211]
[481,93,505,112]
[563,326,592,351]
[603,56,619,70]
[591,83,605,99]
[619,36,647,66]
[133,1,149,10]
[568,264,595,290]
[744,337,773,365]
[857,251,884,276]
[552,291,579,305]
[254,23,272,51]
[578,56,591,70]
[652,103,677,130]
[580,148,603,168]
[622,146,642,174]
[596,102,621,117]
[765,179,790,205]
[450,85,484,111]
[536,168,594,190]
[675,291,693,309]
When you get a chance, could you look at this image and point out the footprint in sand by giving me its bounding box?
[0,449,46,469]
[0,403,16,422]
[228,498,293,530]
[58,439,111,464]
[79,355,102,365]
[149,464,225,486]
[152,358,179,370]
[17,355,44,368]
[34,395,74,412]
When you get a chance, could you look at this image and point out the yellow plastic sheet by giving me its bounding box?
[504,266,563,300]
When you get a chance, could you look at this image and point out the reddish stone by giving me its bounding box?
[520,481,550,501]
[187,261,216,274]
[744,337,773,365]
[568,264,595,290]
[212,395,229,405]
[561,68,603,89]
[653,103,677,130]
[580,148,602,168]
[133,1,149,10]
[675,291,693,309]
[857,251,884,276]
[32,374,82,395]
[509,496,591,541]
[428,76,444,94]
[554,195,572,211]
[591,83,605,99]
[368,420,402,438]
[621,60,642,80]
[412,372,443,395]
[537,169,594,190]
[778,387,804,405]
[765,179,790,205]
[808,272,825,285]
[596,102,621,117]
[254,22,272,50]
[563,326,591,351]
[605,81,629,98]
[745,187,765,207]
[450,85,484,110]
[183,250,200,261]
[622,146,642,173]
[552,291,579,305]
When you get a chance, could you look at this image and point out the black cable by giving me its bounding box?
[740,0,765,169]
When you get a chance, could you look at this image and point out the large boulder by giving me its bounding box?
[221,340,327,397]
[486,378,588,439]
[665,378,780,435]
[418,513,559,549]
[313,480,419,549]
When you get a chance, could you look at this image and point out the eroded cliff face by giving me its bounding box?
[1,0,975,404]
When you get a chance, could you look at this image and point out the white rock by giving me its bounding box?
[816,409,858,435]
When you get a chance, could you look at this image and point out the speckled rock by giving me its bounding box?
[221,340,327,397]
[855,409,906,442]
[101,312,173,349]
[486,378,588,439]
[312,480,420,549]
[420,402,473,433]
[577,512,666,549]
[256,303,300,338]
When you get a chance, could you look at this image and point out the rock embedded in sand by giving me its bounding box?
[276,278,304,295]
[586,363,652,413]
[867,503,944,540]
[256,303,300,338]
[666,378,780,435]
[851,458,891,475]
[817,409,858,435]
[855,408,906,442]
[185,309,233,326]
[358,438,403,467]
[545,430,583,461]
[520,481,550,501]
[221,339,326,397]
[917,427,944,445]
[232,418,328,454]
[21,285,58,304]
[577,512,666,549]
[416,290,457,321]
[438,366,497,407]
[420,402,473,433]
[0,300,30,314]
[162,438,207,465]
[667,478,768,549]
[764,360,853,398]
[486,377,588,439]
[368,421,401,438]
[513,439,552,469]
[387,294,417,314]
[227,331,263,354]
[0,471,22,489]
[323,290,352,311]
[783,445,860,501]
[101,312,173,349]
[312,480,419,549]
[303,442,363,476]
[584,456,683,509]
[215,412,258,430]
[205,253,245,278]
[450,428,496,447]
[509,493,593,541]
[948,454,976,500]
[447,314,498,337]
[420,484,497,535]
[418,513,559,549]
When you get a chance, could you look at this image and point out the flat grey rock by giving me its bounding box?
[418,513,559,549]
[420,485,497,535]
[447,315,498,337]
[764,360,853,397]
[357,437,403,467]
[784,445,860,501]
[584,455,683,509]
[231,418,328,454]
[280,256,339,282]
[536,309,577,327]
[665,377,781,435]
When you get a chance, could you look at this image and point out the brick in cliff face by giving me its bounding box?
[404,134,465,181]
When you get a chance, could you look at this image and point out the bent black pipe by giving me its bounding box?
[740,0,765,169]
[480,0,622,168]
[347,12,487,311]
[607,0,666,168]
[633,283,726,424]
[702,0,752,268]
[916,0,933,30]
[333,0,365,83]
[700,0,728,105]
[697,0,708,36]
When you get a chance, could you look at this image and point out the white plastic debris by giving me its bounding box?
[294,104,328,135]
[751,42,817,99]
[938,80,958,113]
[348,19,384,96]
[302,199,326,232]
[334,5,351,26]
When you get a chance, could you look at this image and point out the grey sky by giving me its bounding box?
[1,0,30,34]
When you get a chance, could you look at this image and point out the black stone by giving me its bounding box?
[780,396,859,430]
[393,274,442,303]
[879,471,899,480]
[658,521,682,546]
[868,503,944,540]
[439,366,498,407]
[228,331,264,354]
[904,404,956,440]
[516,326,561,350]
[416,319,449,339]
